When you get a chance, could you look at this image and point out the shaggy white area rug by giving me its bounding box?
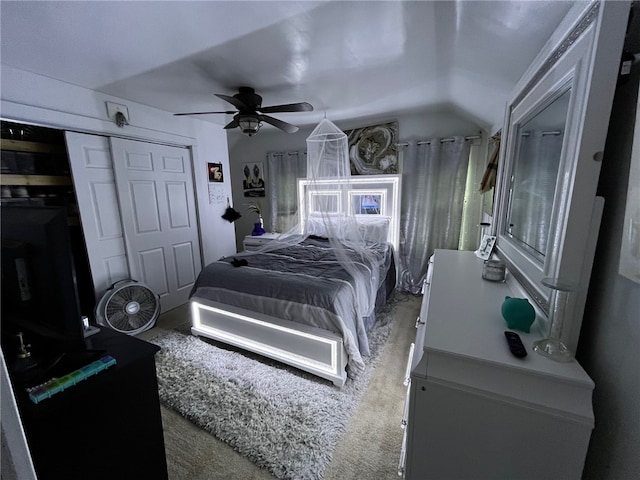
[148,295,403,480]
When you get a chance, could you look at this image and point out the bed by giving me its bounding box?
[190,237,395,386]
[190,175,401,387]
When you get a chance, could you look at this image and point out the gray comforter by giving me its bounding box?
[189,237,394,376]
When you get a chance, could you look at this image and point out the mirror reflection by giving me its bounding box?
[506,89,571,260]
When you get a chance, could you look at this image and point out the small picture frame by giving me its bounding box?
[242,162,265,197]
[208,162,223,183]
[476,235,497,260]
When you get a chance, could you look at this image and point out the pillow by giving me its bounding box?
[305,213,390,244]
[357,216,390,244]
[305,212,332,238]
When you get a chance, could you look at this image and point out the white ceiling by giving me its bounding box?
[0,0,575,131]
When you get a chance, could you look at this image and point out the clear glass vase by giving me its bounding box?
[533,278,577,362]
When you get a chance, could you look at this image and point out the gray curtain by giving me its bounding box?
[266,151,306,233]
[398,137,471,293]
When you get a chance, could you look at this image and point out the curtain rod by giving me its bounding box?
[396,135,481,147]
[521,130,562,137]
[267,151,306,157]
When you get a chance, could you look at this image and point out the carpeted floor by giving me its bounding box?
[139,293,419,480]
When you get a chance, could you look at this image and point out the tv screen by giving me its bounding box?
[1,205,87,363]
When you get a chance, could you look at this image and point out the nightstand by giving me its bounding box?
[243,232,280,251]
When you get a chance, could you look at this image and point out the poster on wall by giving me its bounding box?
[242,162,266,197]
[208,162,223,182]
[345,121,399,175]
[208,183,225,204]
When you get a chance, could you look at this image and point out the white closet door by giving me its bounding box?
[65,132,130,302]
[110,138,202,313]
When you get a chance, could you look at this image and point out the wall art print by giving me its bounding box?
[242,162,265,197]
[345,121,399,175]
[208,162,223,182]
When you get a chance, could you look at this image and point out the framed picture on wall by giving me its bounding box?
[242,162,265,197]
[345,121,399,175]
[475,235,496,260]
[208,162,223,182]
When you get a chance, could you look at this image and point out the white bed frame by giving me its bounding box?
[191,175,401,387]
[191,298,348,386]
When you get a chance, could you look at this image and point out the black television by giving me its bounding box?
[1,205,91,380]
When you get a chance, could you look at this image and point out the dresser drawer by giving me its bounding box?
[398,422,408,478]
[411,256,433,372]
[420,255,434,294]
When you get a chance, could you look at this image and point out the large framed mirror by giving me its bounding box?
[505,88,570,263]
[494,0,629,352]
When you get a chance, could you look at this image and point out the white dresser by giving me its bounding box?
[400,249,594,480]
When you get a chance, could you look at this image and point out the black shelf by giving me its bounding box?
[8,328,168,480]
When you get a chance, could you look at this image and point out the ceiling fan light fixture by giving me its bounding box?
[238,115,262,137]
[175,88,310,135]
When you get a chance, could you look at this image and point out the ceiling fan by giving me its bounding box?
[174,87,313,136]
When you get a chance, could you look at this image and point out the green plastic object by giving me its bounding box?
[501,296,535,333]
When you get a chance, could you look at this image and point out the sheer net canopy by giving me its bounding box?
[303,119,392,321]
[244,119,395,372]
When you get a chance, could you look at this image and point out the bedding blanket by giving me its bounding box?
[189,238,394,377]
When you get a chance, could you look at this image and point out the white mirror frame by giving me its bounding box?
[494,0,629,351]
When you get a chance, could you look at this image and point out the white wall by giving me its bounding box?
[578,47,640,479]
[0,66,236,266]
[227,107,486,251]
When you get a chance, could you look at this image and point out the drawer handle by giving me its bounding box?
[398,429,408,477]
[401,383,411,428]
[404,343,415,386]
[415,316,425,328]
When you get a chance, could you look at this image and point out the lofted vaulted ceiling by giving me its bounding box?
[0,1,575,131]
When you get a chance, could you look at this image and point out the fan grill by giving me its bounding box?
[97,281,160,335]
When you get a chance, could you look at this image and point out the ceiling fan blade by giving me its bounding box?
[224,118,240,130]
[259,102,314,114]
[174,111,237,116]
[259,115,299,134]
[215,93,251,111]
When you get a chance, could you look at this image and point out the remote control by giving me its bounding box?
[504,331,527,358]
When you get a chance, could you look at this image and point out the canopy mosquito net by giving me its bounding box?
[303,119,391,319]
[246,118,394,341]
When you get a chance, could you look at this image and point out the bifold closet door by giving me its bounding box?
[110,137,202,313]
[65,132,131,302]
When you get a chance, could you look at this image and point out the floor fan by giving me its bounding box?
[95,280,160,335]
